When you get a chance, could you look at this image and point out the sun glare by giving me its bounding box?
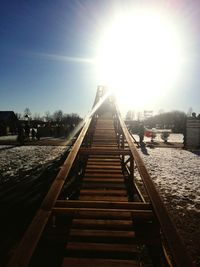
[95,7,186,111]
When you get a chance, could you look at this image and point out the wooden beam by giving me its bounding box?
[55,200,151,210]
[79,148,131,155]
[52,207,154,219]
[62,257,140,267]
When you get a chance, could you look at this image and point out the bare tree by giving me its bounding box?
[53,110,63,123]
[33,113,42,120]
[24,107,31,118]
[45,111,52,122]
[15,113,22,119]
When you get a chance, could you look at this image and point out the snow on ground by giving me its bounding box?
[0,135,17,141]
[134,133,184,143]
[139,148,200,212]
[0,145,66,183]
[137,146,200,265]
[0,134,199,263]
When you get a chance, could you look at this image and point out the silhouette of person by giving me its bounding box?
[31,128,36,140]
[139,123,145,144]
[17,124,25,145]
[24,123,30,139]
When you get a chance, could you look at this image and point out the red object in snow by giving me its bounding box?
[144,131,152,137]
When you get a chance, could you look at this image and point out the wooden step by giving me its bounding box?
[81,182,126,189]
[72,218,133,230]
[62,258,140,267]
[53,208,153,220]
[62,257,140,267]
[73,210,132,220]
[84,173,123,178]
[92,138,117,142]
[79,195,128,202]
[87,160,121,165]
[80,148,130,156]
[92,136,116,140]
[88,156,120,159]
[88,155,121,160]
[85,169,122,174]
[87,164,122,170]
[69,229,135,243]
[66,242,139,259]
[80,189,127,196]
[55,200,151,210]
[83,175,124,181]
[91,146,118,149]
[83,178,124,184]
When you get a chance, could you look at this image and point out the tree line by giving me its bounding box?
[126,109,200,133]
[144,110,186,133]
[16,108,82,126]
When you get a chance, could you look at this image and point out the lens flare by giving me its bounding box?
[95,7,187,111]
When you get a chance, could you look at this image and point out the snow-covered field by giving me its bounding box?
[0,145,66,184]
[139,148,200,212]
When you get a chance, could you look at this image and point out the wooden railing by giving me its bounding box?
[7,116,92,267]
[115,104,194,267]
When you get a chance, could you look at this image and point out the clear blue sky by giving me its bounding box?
[0,0,200,117]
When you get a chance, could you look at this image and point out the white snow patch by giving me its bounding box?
[0,145,66,182]
[138,147,200,213]
[133,133,184,143]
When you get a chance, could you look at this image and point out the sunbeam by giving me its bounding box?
[95,5,188,111]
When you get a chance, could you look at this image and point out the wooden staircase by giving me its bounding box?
[7,87,194,267]
[61,117,147,266]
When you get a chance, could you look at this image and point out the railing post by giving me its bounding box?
[121,133,125,163]
[130,155,134,181]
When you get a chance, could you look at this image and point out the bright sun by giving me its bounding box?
[95,7,186,111]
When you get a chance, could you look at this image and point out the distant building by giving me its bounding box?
[0,111,18,135]
[185,117,200,148]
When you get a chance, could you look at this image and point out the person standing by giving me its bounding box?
[139,123,145,144]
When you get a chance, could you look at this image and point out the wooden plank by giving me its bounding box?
[84,175,123,179]
[93,140,117,144]
[87,159,121,163]
[85,169,122,173]
[86,162,121,166]
[84,174,123,179]
[72,218,133,230]
[86,165,121,169]
[91,143,118,146]
[52,208,153,220]
[79,196,128,202]
[81,182,126,189]
[62,257,140,267]
[69,229,135,239]
[79,148,131,155]
[80,189,127,196]
[83,178,124,184]
[91,146,119,149]
[73,210,132,220]
[55,200,151,210]
[66,242,139,255]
